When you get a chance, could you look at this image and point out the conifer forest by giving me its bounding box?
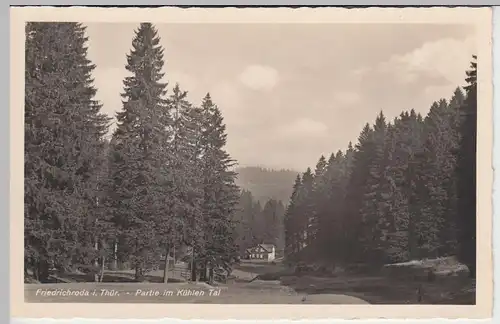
[24,22,478,304]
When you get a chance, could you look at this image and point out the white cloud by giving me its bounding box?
[238,64,279,91]
[377,36,475,86]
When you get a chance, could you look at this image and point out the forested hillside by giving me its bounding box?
[232,166,297,256]
[233,190,286,256]
[284,56,478,279]
[234,166,298,205]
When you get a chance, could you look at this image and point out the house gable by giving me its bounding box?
[258,244,275,253]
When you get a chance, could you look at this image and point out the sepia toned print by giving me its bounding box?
[11,6,493,320]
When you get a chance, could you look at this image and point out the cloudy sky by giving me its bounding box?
[84,23,475,171]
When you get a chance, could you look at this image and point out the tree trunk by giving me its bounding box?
[37,260,50,283]
[205,262,210,282]
[34,261,39,282]
[113,241,118,270]
[94,241,99,282]
[208,266,214,285]
[163,246,170,284]
[407,160,417,260]
[135,265,144,282]
[191,262,197,282]
[99,257,106,282]
[199,267,205,281]
[199,263,207,282]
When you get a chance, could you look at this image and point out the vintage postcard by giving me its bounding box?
[11,6,493,320]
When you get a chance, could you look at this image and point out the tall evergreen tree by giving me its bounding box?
[300,168,315,248]
[310,156,329,250]
[284,175,302,257]
[274,200,286,256]
[164,83,204,282]
[24,22,110,281]
[318,151,347,260]
[343,123,375,262]
[385,111,425,261]
[359,112,392,264]
[456,55,477,278]
[196,93,240,282]
[106,23,171,281]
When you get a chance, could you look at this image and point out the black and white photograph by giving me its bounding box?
[13,6,493,319]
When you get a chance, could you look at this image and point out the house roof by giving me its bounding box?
[260,244,275,252]
[246,244,275,253]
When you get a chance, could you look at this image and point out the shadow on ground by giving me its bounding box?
[45,271,185,284]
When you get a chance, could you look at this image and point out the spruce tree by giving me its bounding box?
[320,151,346,260]
[310,155,329,248]
[359,112,392,264]
[343,123,375,262]
[300,168,315,249]
[456,55,477,278]
[107,23,171,281]
[417,97,461,258]
[275,200,286,256]
[196,93,240,282]
[25,22,110,281]
[165,83,204,282]
[284,175,302,257]
[385,111,425,261]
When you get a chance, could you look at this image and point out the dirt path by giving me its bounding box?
[228,262,370,304]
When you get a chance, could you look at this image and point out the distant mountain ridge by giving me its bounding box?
[234,166,299,205]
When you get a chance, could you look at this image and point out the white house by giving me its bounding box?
[245,243,276,262]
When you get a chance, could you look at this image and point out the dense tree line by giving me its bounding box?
[233,190,286,256]
[284,57,478,278]
[24,22,240,283]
